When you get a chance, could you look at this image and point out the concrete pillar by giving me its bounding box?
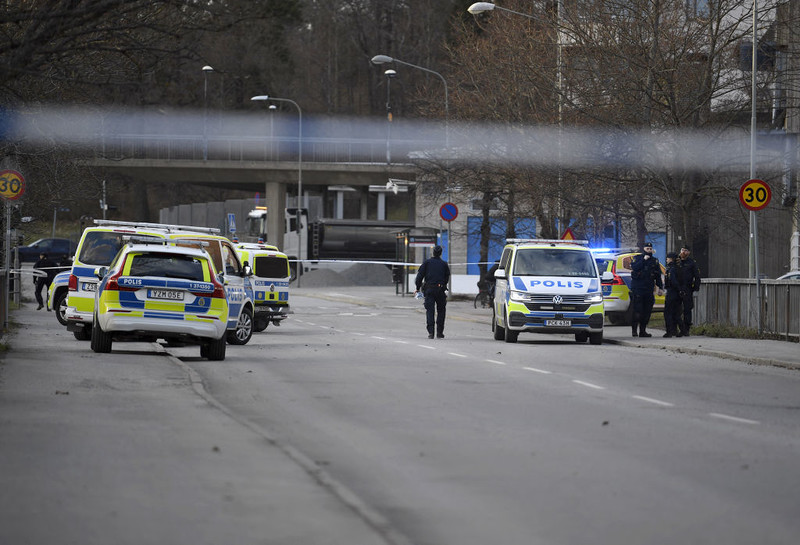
[265,181,286,248]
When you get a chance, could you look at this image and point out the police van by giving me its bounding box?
[492,239,612,345]
[234,242,291,332]
[65,220,255,345]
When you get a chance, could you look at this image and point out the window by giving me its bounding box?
[254,256,290,279]
[128,253,206,281]
[79,232,127,266]
[512,249,597,277]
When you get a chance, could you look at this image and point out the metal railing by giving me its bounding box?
[694,279,800,339]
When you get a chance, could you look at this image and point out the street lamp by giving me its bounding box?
[384,69,396,165]
[202,65,214,160]
[251,95,303,285]
[468,1,564,235]
[371,55,449,150]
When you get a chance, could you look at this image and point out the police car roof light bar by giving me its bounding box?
[506,238,590,246]
[591,247,639,254]
[94,219,221,235]
[122,235,167,245]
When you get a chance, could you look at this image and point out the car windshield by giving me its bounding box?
[127,253,206,281]
[513,248,597,277]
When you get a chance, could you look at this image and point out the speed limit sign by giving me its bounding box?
[0,169,25,200]
[739,179,771,212]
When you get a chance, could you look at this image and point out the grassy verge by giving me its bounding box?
[693,323,799,342]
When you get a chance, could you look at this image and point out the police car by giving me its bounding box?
[65,220,255,346]
[492,239,611,344]
[91,238,229,360]
[593,248,665,325]
[47,270,71,326]
[234,242,291,331]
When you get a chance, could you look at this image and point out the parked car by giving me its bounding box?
[776,271,800,281]
[593,249,665,325]
[15,238,77,263]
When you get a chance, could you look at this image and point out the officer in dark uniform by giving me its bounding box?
[662,252,684,337]
[33,252,57,310]
[414,245,451,339]
[678,245,701,336]
[629,241,663,337]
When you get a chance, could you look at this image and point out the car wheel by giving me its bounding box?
[493,307,505,340]
[253,317,269,332]
[73,326,91,341]
[205,335,227,361]
[53,290,69,326]
[227,306,253,345]
[90,317,112,353]
[589,332,603,345]
[575,332,589,343]
[503,308,518,343]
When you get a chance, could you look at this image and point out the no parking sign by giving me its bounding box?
[439,202,458,222]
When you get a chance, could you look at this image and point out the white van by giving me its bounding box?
[235,243,291,331]
[492,239,612,345]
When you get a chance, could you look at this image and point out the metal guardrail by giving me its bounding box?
[694,279,800,339]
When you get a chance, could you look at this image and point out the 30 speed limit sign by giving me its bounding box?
[739,179,771,212]
[0,169,25,200]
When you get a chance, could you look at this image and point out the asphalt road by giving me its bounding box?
[173,292,800,545]
[2,284,800,545]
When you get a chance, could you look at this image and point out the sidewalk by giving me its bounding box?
[296,286,800,371]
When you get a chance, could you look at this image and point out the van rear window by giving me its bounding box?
[254,256,289,279]
[78,232,126,266]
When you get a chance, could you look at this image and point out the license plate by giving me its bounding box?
[545,319,571,327]
[148,289,184,301]
[82,282,97,292]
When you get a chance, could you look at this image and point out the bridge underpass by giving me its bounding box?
[87,157,419,244]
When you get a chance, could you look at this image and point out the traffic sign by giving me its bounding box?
[561,228,576,241]
[439,202,458,222]
[0,169,25,200]
[227,213,237,233]
[739,179,771,211]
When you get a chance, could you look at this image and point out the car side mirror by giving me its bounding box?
[601,271,614,282]
[494,268,506,279]
[243,264,253,276]
[95,267,108,279]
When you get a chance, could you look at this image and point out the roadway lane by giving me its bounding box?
[174,293,800,545]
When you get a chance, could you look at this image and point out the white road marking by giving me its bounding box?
[371,336,386,340]
[417,345,436,350]
[393,340,409,344]
[709,413,760,425]
[523,367,552,375]
[353,332,366,336]
[307,322,316,326]
[448,352,467,358]
[486,359,506,366]
[632,395,675,407]
[573,380,605,390]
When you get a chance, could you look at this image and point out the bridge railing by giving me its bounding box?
[95,134,441,164]
[694,279,800,339]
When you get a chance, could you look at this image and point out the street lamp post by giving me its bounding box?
[468,2,564,235]
[370,55,449,150]
[251,95,303,286]
[384,69,396,165]
[202,65,214,160]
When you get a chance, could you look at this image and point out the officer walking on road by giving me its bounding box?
[630,241,663,338]
[414,245,451,339]
[33,252,57,310]
[678,246,701,336]
[662,252,684,337]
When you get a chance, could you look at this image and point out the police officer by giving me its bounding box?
[678,245,701,336]
[629,241,663,337]
[414,245,451,339]
[33,252,57,310]
[662,252,684,337]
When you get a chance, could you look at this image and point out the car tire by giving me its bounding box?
[253,317,269,332]
[227,306,253,345]
[503,309,518,343]
[73,326,91,341]
[53,290,69,326]
[575,332,589,343]
[589,332,603,345]
[493,308,505,340]
[204,335,227,361]
[90,317,112,353]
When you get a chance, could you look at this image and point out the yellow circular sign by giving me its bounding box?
[739,179,771,211]
[0,169,25,200]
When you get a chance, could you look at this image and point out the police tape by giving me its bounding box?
[287,259,498,267]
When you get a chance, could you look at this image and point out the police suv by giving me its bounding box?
[235,242,291,331]
[492,239,612,345]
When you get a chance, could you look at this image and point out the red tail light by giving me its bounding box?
[210,277,226,299]
[68,274,78,291]
[611,273,625,285]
